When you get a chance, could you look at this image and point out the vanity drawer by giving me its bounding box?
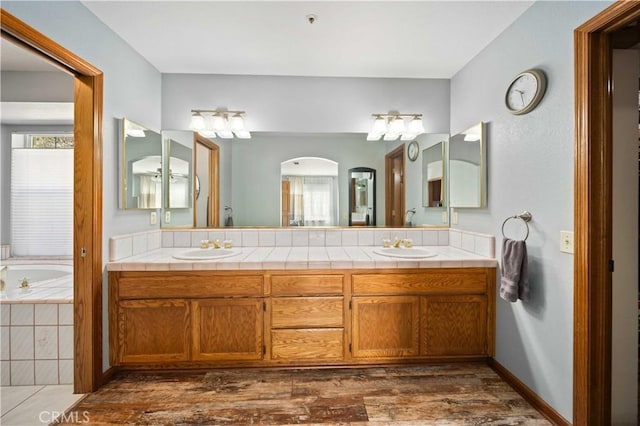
[352,270,487,295]
[117,273,264,299]
[271,328,344,361]
[271,297,343,328]
[271,274,344,296]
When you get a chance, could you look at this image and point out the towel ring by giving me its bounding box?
[501,211,532,241]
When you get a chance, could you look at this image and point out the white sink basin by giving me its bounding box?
[172,248,240,260]
[372,247,437,259]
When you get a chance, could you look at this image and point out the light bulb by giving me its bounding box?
[372,116,387,134]
[400,133,416,141]
[230,114,245,131]
[407,116,425,135]
[217,130,234,139]
[389,116,405,134]
[234,130,251,139]
[189,112,205,131]
[212,114,227,131]
[366,132,382,141]
[383,132,400,141]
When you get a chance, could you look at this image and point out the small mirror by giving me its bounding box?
[161,130,194,227]
[422,141,445,208]
[348,167,376,226]
[449,122,486,208]
[120,118,162,210]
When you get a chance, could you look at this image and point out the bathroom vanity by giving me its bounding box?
[109,250,495,370]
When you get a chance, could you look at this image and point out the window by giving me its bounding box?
[10,133,73,256]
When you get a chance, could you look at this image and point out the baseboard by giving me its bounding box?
[101,366,118,386]
[488,359,571,426]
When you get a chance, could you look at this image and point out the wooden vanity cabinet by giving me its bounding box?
[109,267,495,369]
[269,274,345,362]
[109,271,265,366]
[351,269,495,360]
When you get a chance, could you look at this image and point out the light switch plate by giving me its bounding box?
[164,211,171,224]
[150,211,157,225]
[441,211,448,223]
[451,210,459,225]
[560,231,574,254]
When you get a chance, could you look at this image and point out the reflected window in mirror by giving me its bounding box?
[348,167,376,226]
[449,122,486,208]
[280,157,339,227]
[120,118,162,210]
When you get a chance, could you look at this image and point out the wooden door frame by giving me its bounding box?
[574,2,640,424]
[1,9,104,393]
[385,144,405,226]
[193,134,219,227]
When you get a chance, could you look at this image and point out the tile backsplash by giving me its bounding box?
[109,228,495,262]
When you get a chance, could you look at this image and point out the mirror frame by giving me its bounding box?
[348,167,376,226]
[449,122,486,209]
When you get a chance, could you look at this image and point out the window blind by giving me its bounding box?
[10,149,73,256]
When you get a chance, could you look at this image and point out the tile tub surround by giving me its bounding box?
[0,303,74,386]
[109,228,495,266]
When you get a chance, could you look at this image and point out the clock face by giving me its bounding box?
[505,69,547,115]
[407,141,419,161]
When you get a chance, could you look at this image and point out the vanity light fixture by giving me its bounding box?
[124,120,146,138]
[189,109,251,139]
[366,113,425,141]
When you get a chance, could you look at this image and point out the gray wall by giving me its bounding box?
[162,73,450,134]
[0,124,73,245]
[231,132,386,226]
[2,1,162,372]
[611,49,639,424]
[449,1,611,419]
[1,71,74,102]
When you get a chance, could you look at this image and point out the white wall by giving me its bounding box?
[2,1,163,371]
[449,1,611,420]
[611,49,639,425]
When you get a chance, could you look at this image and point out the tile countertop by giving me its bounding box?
[106,245,497,272]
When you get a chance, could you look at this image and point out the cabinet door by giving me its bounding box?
[352,296,420,358]
[421,295,487,356]
[118,300,190,364]
[192,298,263,361]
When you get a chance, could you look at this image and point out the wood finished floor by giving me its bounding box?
[56,363,552,425]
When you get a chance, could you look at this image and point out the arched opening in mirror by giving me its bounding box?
[280,157,338,227]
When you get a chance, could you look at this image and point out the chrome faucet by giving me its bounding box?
[404,208,416,227]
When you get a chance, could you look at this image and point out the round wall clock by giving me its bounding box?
[505,69,547,115]
[407,140,419,162]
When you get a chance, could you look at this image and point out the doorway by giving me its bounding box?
[385,145,405,227]
[1,10,104,393]
[193,134,219,228]
[574,2,640,424]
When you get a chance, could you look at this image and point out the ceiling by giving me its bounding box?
[1,38,62,72]
[82,1,534,79]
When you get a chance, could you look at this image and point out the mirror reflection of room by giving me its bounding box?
[423,141,445,208]
[449,122,485,208]
[121,118,162,210]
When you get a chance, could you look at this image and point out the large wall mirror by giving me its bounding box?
[422,141,445,208]
[155,131,457,228]
[449,122,486,208]
[120,118,162,210]
[348,167,376,226]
